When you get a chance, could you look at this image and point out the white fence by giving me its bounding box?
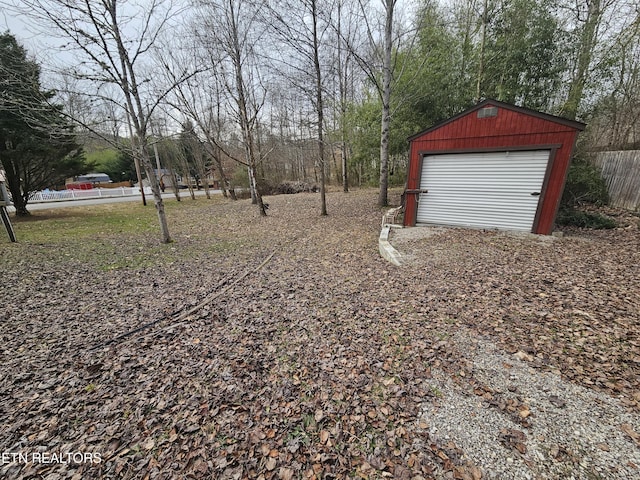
[29,187,142,203]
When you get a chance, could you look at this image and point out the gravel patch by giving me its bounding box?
[421,328,640,479]
[387,226,448,264]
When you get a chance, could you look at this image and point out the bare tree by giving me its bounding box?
[334,0,359,193]
[180,120,214,198]
[264,89,319,184]
[192,0,270,216]
[474,0,489,102]
[560,0,619,119]
[581,3,640,147]
[157,31,239,200]
[267,0,331,215]
[344,0,406,207]
[378,0,396,207]
[7,0,199,243]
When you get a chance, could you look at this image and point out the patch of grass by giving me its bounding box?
[6,196,237,269]
[429,385,443,398]
[12,196,228,245]
[436,331,450,341]
[286,425,311,446]
[556,208,617,229]
[13,202,157,243]
[96,244,181,271]
[302,413,317,432]
[206,239,246,254]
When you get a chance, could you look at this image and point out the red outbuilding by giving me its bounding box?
[403,99,585,235]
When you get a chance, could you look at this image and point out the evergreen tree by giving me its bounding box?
[481,0,564,110]
[0,33,85,216]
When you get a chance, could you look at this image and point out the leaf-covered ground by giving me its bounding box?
[0,189,638,479]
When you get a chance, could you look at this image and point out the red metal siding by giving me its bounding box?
[404,102,583,234]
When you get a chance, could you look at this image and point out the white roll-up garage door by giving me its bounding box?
[416,150,551,232]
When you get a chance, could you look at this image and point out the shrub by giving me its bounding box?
[232,167,250,189]
[561,159,609,207]
[272,181,318,195]
[556,208,617,229]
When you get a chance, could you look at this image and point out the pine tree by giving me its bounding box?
[0,33,85,216]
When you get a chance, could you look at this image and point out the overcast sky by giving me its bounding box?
[2,7,36,43]
[1,7,64,69]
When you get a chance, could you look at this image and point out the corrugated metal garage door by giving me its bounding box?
[416,150,550,231]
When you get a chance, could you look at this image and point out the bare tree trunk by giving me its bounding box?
[213,150,229,198]
[311,0,328,216]
[195,148,211,199]
[475,0,488,103]
[139,145,171,243]
[108,1,170,242]
[179,149,196,200]
[2,161,29,216]
[125,111,147,206]
[226,1,267,216]
[562,0,603,120]
[227,179,237,200]
[249,166,257,204]
[378,0,396,208]
[337,0,349,193]
[169,166,181,201]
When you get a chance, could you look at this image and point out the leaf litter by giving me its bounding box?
[0,189,638,479]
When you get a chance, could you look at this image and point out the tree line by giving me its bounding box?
[1,0,637,241]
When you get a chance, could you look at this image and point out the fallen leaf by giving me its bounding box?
[265,457,277,471]
[621,424,640,446]
[548,395,566,408]
[143,438,155,450]
[278,467,294,480]
[514,351,533,362]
